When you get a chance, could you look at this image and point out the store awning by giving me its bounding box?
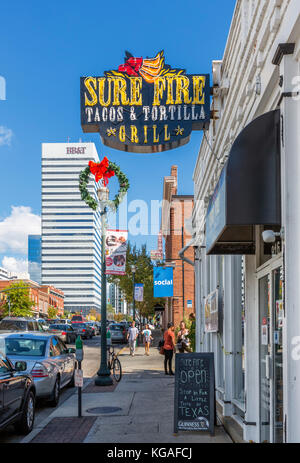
[206,109,281,255]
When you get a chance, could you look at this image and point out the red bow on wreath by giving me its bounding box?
[89,157,115,186]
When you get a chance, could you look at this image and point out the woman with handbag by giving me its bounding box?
[177,321,191,353]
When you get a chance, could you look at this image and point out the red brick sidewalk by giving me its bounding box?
[30,417,97,443]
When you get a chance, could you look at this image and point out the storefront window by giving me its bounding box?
[233,257,245,407]
[273,267,283,443]
[217,256,225,391]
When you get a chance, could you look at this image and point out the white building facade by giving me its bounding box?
[0,267,29,281]
[107,282,127,315]
[41,143,102,316]
[193,0,300,443]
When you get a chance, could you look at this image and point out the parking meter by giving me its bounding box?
[75,335,83,362]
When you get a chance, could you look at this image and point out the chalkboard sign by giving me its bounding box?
[174,353,215,435]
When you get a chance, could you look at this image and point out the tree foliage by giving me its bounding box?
[114,313,124,322]
[108,242,165,321]
[48,305,58,319]
[1,281,35,318]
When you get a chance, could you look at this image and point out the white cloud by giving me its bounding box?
[1,256,29,278]
[0,206,41,255]
[0,126,13,146]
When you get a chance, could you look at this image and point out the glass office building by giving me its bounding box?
[28,235,42,284]
[41,143,102,315]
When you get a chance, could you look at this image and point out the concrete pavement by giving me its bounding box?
[22,346,232,444]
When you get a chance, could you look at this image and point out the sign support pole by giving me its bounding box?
[75,336,84,418]
[95,207,113,386]
[78,359,82,418]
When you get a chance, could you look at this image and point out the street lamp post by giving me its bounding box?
[95,186,113,386]
[131,264,136,321]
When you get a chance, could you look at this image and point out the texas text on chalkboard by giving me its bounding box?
[174,353,215,436]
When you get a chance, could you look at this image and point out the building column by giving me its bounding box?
[222,255,238,416]
[243,254,260,442]
[194,247,202,352]
[280,51,300,443]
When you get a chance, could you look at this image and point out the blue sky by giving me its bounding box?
[0,0,236,273]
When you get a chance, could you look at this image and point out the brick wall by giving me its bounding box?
[162,166,195,330]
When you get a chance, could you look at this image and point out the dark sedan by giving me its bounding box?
[0,353,36,435]
[84,322,99,336]
[71,322,93,339]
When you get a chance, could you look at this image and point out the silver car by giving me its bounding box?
[0,332,76,407]
[109,323,127,344]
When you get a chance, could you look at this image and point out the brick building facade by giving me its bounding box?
[0,280,64,318]
[161,166,195,329]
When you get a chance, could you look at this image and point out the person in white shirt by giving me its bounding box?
[142,324,153,356]
[127,321,139,356]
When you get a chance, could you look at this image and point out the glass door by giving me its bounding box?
[258,264,284,443]
[259,274,271,442]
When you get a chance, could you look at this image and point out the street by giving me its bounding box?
[0,334,125,443]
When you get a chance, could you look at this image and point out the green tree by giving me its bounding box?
[108,242,165,322]
[1,281,34,318]
[114,313,124,322]
[63,310,71,319]
[48,305,58,319]
[107,303,115,319]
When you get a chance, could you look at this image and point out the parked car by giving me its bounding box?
[109,323,127,344]
[0,317,44,333]
[95,321,101,334]
[46,319,59,325]
[119,321,130,331]
[46,324,77,344]
[36,319,50,331]
[0,351,36,435]
[2,332,76,407]
[71,322,93,339]
[71,315,85,323]
[56,319,71,325]
[84,321,99,336]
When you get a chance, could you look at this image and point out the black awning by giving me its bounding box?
[206,109,281,255]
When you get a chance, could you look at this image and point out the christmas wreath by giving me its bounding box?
[79,156,129,211]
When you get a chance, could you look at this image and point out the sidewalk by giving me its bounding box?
[22,346,232,444]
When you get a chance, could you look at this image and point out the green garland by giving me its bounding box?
[79,161,130,212]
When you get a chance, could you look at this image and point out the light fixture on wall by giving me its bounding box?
[262,228,284,244]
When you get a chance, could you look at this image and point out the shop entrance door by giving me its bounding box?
[258,257,284,443]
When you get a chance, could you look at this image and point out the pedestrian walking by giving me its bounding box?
[177,321,191,353]
[163,322,176,375]
[127,320,139,356]
[142,324,153,356]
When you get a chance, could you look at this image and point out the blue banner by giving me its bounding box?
[153,267,173,297]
